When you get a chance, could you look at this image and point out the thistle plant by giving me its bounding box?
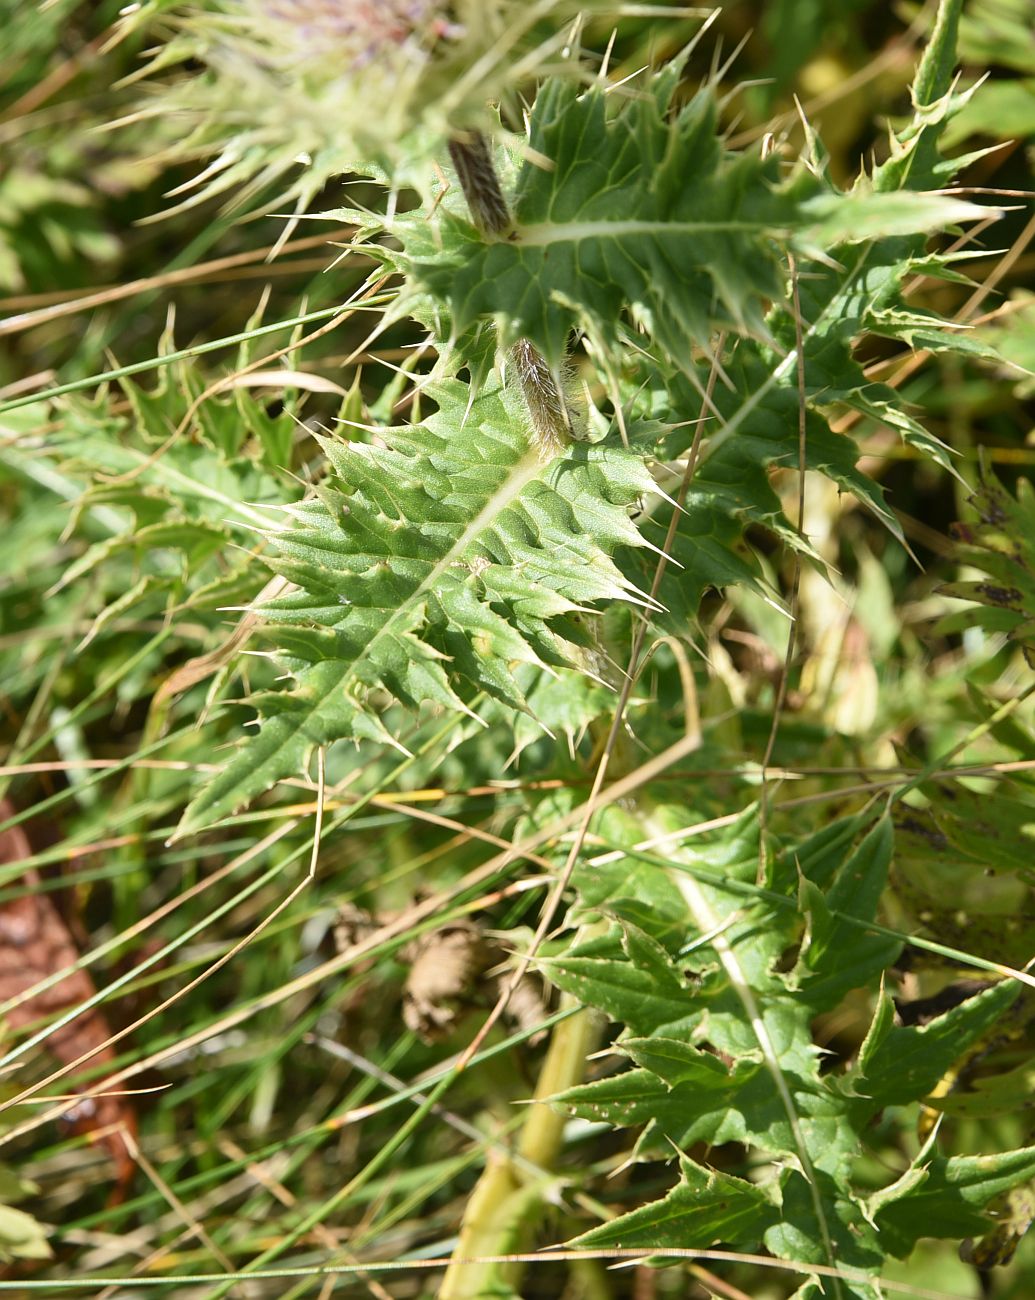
[123,0,633,214]
[2,0,1035,1295]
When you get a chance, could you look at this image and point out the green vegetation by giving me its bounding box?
[1,1,1034,1295]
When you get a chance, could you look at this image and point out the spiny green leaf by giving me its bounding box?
[895,779,1035,884]
[553,1036,763,1153]
[794,817,901,1011]
[539,923,695,1038]
[798,188,993,246]
[938,466,1035,662]
[924,1058,1035,1120]
[846,979,1022,1111]
[875,0,964,193]
[569,1154,778,1251]
[871,1146,1035,1259]
[765,1170,884,1299]
[380,70,807,367]
[178,376,656,833]
[560,812,879,1179]
[542,788,1029,1295]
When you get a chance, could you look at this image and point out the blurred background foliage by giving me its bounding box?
[0,0,1033,1295]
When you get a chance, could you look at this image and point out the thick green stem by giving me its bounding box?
[439,994,599,1299]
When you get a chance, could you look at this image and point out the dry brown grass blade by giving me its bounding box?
[153,576,292,710]
[0,726,710,1153]
[0,230,355,332]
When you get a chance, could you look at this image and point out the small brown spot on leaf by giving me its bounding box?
[975,582,1023,607]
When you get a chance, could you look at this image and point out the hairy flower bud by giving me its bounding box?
[130,0,613,216]
[261,0,453,70]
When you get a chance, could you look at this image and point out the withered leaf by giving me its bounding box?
[0,804,135,1193]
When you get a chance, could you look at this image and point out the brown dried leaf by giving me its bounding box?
[0,805,135,1192]
[402,921,492,1043]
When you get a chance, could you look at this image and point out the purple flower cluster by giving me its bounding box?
[262,0,450,68]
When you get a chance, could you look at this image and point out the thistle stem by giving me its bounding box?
[437,130,597,1300]
[438,995,600,1299]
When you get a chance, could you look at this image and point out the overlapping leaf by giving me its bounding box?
[384,58,987,367]
[542,807,1030,1297]
[179,377,657,831]
[637,65,1000,604]
[938,466,1035,662]
[317,3,996,655]
[406,72,799,366]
